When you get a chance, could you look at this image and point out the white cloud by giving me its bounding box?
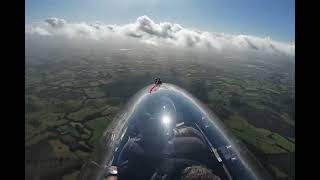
[28,27,52,36]
[45,18,67,28]
[25,15,295,56]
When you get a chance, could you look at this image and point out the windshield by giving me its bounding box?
[78,83,272,180]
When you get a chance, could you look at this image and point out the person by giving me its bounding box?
[181,165,221,180]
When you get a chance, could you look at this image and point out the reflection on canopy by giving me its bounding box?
[78,83,272,180]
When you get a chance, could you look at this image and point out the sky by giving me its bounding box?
[26,0,295,43]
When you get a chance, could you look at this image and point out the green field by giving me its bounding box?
[26,46,294,180]
[226,114,295,154]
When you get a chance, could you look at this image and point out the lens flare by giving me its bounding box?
[162,115,170,125]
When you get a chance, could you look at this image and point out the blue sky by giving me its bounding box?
[26,0,294,42]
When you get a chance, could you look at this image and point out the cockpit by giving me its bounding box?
[78,84,272,180]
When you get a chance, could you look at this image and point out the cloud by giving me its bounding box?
[25,15,295,56]
[45,18,66,28]
[28,27,52,36]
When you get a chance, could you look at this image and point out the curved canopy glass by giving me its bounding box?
[78,83,272,180]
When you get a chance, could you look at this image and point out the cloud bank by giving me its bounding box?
[25,16,295,56]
